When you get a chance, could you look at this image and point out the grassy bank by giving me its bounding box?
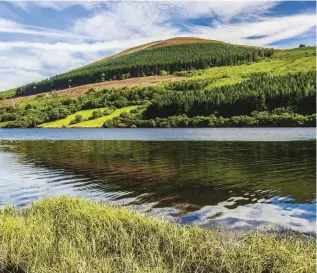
[0,197,315,273]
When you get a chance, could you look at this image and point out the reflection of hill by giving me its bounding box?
[2,140,315,212]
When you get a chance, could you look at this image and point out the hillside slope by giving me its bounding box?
[12,37,273,97]
[0,41,315,129]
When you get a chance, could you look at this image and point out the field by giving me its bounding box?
[39,106,138,128]
[0,196,315,273]
[70,106,138,128]
[39,107,107,128]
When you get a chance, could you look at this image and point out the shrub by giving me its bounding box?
[69,114,83,125]
[89,110,103,120]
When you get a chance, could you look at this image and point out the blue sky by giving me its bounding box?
[0,1,316,91]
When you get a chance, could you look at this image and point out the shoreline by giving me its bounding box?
[0,196,315,273]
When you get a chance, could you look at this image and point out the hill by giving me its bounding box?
[9,37,274,97]
[0,38,315,128]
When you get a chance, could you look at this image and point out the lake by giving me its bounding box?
[0,128,315,234]
[0,127,315,141]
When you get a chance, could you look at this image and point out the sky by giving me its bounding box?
[0,0,316,91]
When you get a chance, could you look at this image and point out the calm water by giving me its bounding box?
[0,128,315,233]
[0,128,315,141]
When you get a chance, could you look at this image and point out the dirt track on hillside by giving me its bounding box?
[0,75,183,106]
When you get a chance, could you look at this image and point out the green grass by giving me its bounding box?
[274,46,316,58]
[70,106,138,128]
[169,55,316,90]
[0,196,315,273]
[39,107,107,128]
[0,88,16,99]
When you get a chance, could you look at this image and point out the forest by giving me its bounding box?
[14,42,273,96]
[0,68,315,128]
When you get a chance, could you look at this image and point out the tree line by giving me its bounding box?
[143,71,316,119]
[0,70,314,128]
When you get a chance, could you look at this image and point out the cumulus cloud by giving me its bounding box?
[0,68,46,91]
[72,2,181,41]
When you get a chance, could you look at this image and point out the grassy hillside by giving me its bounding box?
[274,46,315,58]
[39,107,107,128]
[0,88,16,100]
[0,41,315,128]
[70,106,138,128]
[40,105,138,128]
[166,52,316,91]
[0,196,315,273]
[13,37,273,97]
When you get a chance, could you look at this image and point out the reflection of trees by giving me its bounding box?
[3,140,315,210]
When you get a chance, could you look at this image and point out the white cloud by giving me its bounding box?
[0,41,128,52]
[10,1,100,11]
[188,13,317,47]
[0,18,84,39]
[157,1,279,22]
[0,68,46,91]
[0,47,103,90]
[0,53,43,71]
[72,2,180,41]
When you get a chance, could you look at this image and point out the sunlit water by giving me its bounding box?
[0,128,315,234]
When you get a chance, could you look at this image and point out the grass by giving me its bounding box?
[70,105,138,128]
[0,196,315,273]
[169,55,316,90]
[39,107,108,128]
[274,46,316,58]
[0,88,16,99]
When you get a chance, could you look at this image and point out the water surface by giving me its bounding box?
[0,128,315,141]
[0,137,315,233]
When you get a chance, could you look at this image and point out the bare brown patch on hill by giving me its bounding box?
[0,75,183,106]
[146,37,223,49]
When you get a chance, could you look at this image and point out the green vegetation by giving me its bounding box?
[171,54,315,91]
[71,106,138,128]
[0,88,16,99]
[39,107,107,128]
[145,71,315,118]
[274,46,315,58]
[105,111,316,128]
[0,41,315,128]
[39,106,137,128]
[14,40,273,96]
[0,196,315,273]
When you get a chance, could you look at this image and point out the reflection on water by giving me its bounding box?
[0,140,315,233]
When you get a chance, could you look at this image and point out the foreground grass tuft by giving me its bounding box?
[0,196,315,273]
